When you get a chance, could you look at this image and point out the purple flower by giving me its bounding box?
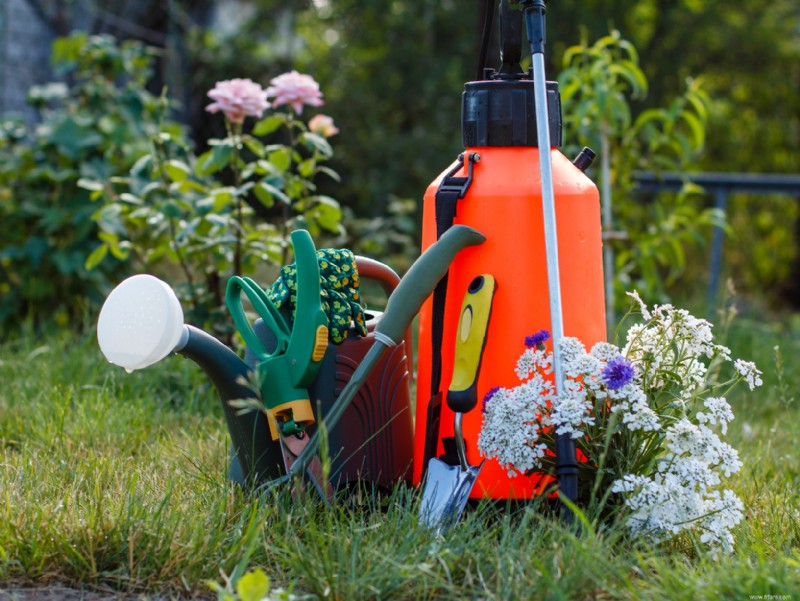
[602,357,635,390]
[525,330,551,350]
[482,387,501,413]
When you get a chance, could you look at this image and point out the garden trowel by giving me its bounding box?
[419,274,496,533]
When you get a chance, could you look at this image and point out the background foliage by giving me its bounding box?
[0,33,180,330]
[0,0,798,330]
[0,2,798,596]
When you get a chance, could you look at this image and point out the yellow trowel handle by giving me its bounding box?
[446,274,496,414]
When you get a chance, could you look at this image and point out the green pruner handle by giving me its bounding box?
[376,225,486,345]
[226,275,290,360]
[285,229,329,387]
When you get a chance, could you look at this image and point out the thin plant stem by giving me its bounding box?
[228,120,244,276]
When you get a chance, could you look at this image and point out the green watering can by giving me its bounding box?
[98,225,485,494]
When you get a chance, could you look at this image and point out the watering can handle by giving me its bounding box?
[226,276,290,360]
[354,256,401,297]
[284,229,329,386]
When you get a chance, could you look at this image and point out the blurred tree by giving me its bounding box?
[547,0,800,306]
[546,0,800,175]
[4,0,799,312]
[293,0,476,216]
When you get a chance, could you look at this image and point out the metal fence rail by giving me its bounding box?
[632,171,800,305]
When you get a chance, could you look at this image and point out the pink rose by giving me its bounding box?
[206,78,269,124]
[308,114,339,138]
[266,71,324,115]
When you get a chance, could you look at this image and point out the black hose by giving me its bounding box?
[477,0,496,80]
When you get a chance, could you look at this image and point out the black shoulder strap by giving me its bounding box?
[422,153,477,469]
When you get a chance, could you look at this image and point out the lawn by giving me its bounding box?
[1,306,799,600]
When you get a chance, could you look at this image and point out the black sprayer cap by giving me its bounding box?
[462,78,562,148]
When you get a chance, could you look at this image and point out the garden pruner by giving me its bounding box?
[226,229,330,492]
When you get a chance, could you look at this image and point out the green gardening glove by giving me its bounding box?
[268,248,368,344]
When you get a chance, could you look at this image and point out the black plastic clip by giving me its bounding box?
[439,152,479,200]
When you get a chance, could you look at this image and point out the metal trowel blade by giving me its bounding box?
[419,457,483,533]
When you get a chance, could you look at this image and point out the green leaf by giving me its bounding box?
[130,154,153,177]
[77,178,105,200]
[211,142,235,170]
[298,159,316,178]
[197,142,234,175]
[684,88,709,121]
[97,232,120,247]
[308,195,342,233]
[253,115,285,137]
[316,166,341,183]
[51,32,87,72]
[206,213,232,228]
[119,193,143,206]
[243,135,265,156]
[175,179,208,194]
[236,569,271,601]
[84,244,108,270]
[254,181,291,207]
[301,132,333,158]
[141,182,163,198]
[164,160,191,183]
[680,111,705,148]
[286,177,308,200]
[206,187,235,212]
[610,60,648,97]
[161,200,183,219]
[268,147,292,172]
[108,240,131,261]
[194,197,216,215]
[48,116,104,161]
[205,580,231,601]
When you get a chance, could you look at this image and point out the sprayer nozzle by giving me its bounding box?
[572,147,597,173]
[521,0,547,56]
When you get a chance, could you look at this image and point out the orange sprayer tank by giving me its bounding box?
[413,78,607,499]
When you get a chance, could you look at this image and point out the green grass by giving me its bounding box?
[1,315,799,600]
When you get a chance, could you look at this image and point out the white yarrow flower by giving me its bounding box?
[734,359,763,390]
[479,301,753,555]
[626,290,651,320]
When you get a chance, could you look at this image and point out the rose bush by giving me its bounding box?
[84,71,342,333]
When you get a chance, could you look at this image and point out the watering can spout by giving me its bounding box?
[97,274,283,485]
[175,325,284,484]
[174,325,248,404]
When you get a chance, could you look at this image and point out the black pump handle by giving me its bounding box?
[498,0,524,76]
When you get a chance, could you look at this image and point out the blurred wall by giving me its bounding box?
[0,0,55,123]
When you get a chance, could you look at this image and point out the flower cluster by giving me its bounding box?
[205,72,333,126]
[478,293,761,555]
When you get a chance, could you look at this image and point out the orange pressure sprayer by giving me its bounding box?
[414,1,607,500]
